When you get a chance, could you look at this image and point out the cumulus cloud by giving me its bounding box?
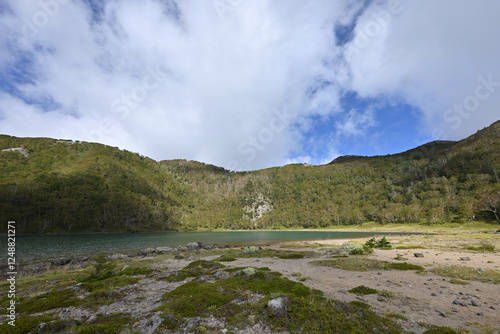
[0,0,498,171]
[344,0,500,141]
[0,0,357,170]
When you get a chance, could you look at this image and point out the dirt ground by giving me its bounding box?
[220,234,500,333]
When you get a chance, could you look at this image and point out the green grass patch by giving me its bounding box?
[348,285,378,295]
[213,255,237,262]
[120,266,154,276]
[385,262,425,271]
[395,245,427,250]
[80,275,139,293]
[463,241,495,252]
[431,265,500,284]
[165,260,225,282]
[422,325,459,334]
[18,288,80,315]
[313,258,426,272]
[160,281,234,317]
[0,314,56,334]
[449,278,470,285]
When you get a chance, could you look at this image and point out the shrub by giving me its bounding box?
[348,285,378,295]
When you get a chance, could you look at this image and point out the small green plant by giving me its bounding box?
[365,237,392,250]
[376,237,392,249]
[449,278,469,285]
[214,256,237,262]
[393,254,408,261]
[463,241,495,252]
[385,262,425,271]
[348,285,378,295]
[378,290,395,298]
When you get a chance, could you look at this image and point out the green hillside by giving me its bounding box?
[1,121,499,233]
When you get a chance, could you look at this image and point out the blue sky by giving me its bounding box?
[1,0,499,171]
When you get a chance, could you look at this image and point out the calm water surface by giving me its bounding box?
[8,231,402,263]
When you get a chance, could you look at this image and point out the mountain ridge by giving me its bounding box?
[1,120,499,233]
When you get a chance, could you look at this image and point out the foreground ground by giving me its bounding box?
[1,232,499,333]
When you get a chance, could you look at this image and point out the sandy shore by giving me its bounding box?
[217,235,500,333]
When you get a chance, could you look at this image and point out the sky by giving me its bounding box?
[0,0,499,171]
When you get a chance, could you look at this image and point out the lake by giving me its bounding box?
[7,231,403,263]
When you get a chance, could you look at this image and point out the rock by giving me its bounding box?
[46,280,60,285]
[334,242,365,256]
[414,253,424,258]
[133,314,163,334]
[267,296,290,317]
[459,257,471,261]
[155,246,173,253]
[121,265,130,271]
[494,230,500,235]
[471,300,480,307]
[243,267,257,276]
[436,310,447,318]
[109,253,127,260]
[186,242,200,250]
[175,254,185,259]
[477,312,484,316]
[243,246,260,254]
[51,258,72,266]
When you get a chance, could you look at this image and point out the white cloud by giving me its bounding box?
[0,0,357,170]
[1,1,498,171]
[345,0,500,141]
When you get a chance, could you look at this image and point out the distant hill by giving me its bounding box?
[1,120,499,233]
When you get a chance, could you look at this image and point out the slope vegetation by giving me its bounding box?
[1,121,499,233]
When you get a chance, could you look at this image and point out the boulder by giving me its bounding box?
[109,253,127,260]
[242,267,257,276]
[414,253,425,258]
[267,296,290,317]
[459,257,471,261]
[155,246,173,254]
[51,258,72,266]
[186,242,200,250]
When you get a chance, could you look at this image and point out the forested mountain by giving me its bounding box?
[1,120,499,233]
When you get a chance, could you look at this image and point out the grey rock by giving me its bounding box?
[243,267,257,276]
[46,280,60,285]
[414,253,424,258]
[109,253,127,260]
[175,254,185,259]
[51,258,72,266]
[121,265,130,271]
[155,246,173,253]
[134,313,163,334]
[459,257,471,261]
[436,310,447,318]
[267,296,290,317]
[471,300,480,307]
[186,242,200,250]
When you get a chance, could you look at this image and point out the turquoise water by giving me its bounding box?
[6,231,401,263]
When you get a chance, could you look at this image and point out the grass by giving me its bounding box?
[462,240,496,252]
[18,288,81,315]
[156,260,407,333]
[449,278,470,285]
[313,257,425,272]
[431,265,500,284]
[348,285,378,295]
